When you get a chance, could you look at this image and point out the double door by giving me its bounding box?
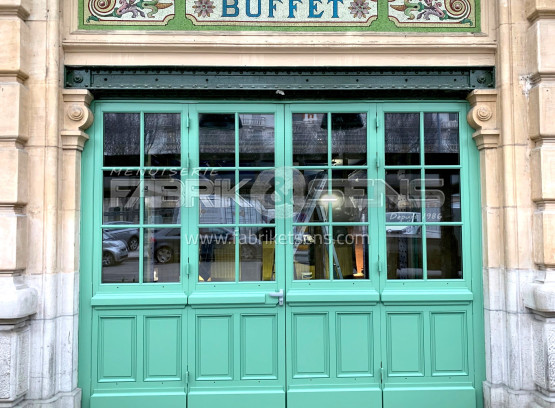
[81,102,483,408]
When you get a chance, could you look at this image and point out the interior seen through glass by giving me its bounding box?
[100,110,463,284]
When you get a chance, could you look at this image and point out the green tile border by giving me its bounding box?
[78,0,481,32]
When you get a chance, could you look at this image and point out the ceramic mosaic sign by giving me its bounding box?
[82,0,479,31]
[388,0,476,27]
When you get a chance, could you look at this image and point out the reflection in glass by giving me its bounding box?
[239,114,275,167]
[144,173,181,225]
[144,113,181,167]
[199,113,235,167]
[331,169,368,223]
[143,228,180,283]
[240,227,275,281]
[293,113,328,166]
[294,225,329,280]
[238,170,274,224]
[424,113,459,165]
[386,226,423,280]
[385,113,420,166]
[101,226,140,252]
[103,171,140,224]
[101,230,137,283]
[293,170,329,223]
[424,170,461,223]
[198,227,235,282]
[103,113,140,167]
[333,226,369,279]
[385,170,422,217]
[199,171,236,224]
[427,226,462,279]
[330,113,367,166]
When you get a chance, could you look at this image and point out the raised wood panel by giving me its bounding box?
[431,312,468,376]
[336,312,373,377]
[241,314,278,379]
[144,316,182,380]
[98,316,136,382]
[196,315,233,380]
[387,313,424,376]
[292,313,329,378]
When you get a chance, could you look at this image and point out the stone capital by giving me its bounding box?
[466,90,500,150]
[0,0,31,20]
[527,0,555,22]
[62,90,94,151]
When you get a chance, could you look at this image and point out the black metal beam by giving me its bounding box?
[65,67,495,93]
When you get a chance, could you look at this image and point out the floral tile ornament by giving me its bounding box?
[388,0,477,27]
[185,0,377,26]
[85,0,176,25]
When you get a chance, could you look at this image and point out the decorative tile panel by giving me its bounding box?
[388,0,477,28]
[80,0,479,31]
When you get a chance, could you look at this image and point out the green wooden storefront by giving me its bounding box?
[75,68,488,408]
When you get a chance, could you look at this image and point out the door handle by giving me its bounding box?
[268,289,284,306]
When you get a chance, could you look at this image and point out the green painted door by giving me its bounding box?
[79,101,484,408]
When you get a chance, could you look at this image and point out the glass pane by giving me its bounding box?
[103,171,140,224]
[330,113,367,166]
[102,226,140,252]
[424,170,461,223]
[424,113,460,165]
[199,113,236,167]
[331,169,368,223]
[239,114,275,167]
[385,170,422,220]
[144,113,181,167]
[293,113,328,166]
[427,226,462,279]
[144,172,181,224]
[198,227,235,282]
[239,170,274,224]
[293,225,329,280]
[239,227,275,281]
[333,226,369,279]
[199,171,236,225]
[144,228,180,283]
[103,113,140,167]
[101,229,136,283]
[385,113,420,166]
[293,170,329,223]
[386,226,423,280]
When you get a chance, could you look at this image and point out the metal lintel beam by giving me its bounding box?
[64,67,495,92]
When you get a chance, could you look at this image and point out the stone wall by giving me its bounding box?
[0,0,553,407]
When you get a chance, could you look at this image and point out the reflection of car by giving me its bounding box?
[102,232,129,266]
[103,221,140,251]
[150,228,182,264]
[385,212,421,235]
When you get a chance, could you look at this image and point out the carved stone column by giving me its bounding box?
[61,90,93,281]
[467,90,507,408]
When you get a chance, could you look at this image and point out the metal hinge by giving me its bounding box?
[375,114,380,130]
[378,254,383,275]
[186,370,190,386]
[185,261,190,276]
[375,152,380,169]
[184,154,190,171]
[185,115,190,129]
[380,366,384,384]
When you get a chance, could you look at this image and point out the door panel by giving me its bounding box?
[187,105,286,408]
[378,104,479,408]
[81,101,484,408]
[284,104,382,408]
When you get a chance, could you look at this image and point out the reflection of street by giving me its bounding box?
[102,251,180,283]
